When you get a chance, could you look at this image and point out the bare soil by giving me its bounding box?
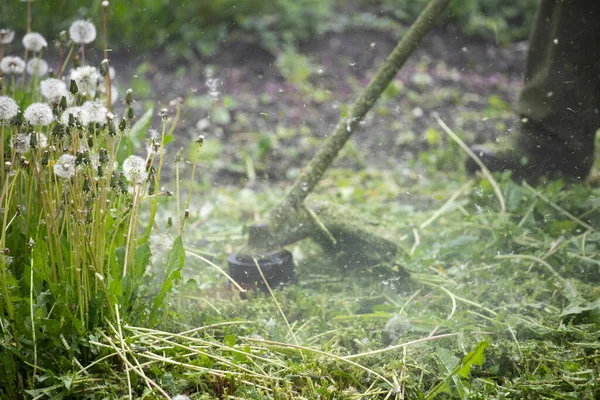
[114,25,527,186]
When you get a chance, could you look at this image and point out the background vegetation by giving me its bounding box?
[1,0,538,60]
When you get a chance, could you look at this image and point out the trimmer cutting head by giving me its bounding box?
[227,223,296,290]
[227,249,295,290]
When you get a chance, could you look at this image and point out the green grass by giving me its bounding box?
[15,166,598,398]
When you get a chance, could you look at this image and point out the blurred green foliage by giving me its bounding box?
[0,0,537,59]
[0,0,335,58]
[375,0,538,44]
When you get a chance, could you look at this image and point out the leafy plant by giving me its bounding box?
[0,4,202,397]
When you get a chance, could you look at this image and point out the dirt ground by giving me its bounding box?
[114,24,528,186]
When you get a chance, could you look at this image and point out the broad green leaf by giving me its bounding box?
[117,107,153,162]
[457,340,488,378]
[130,107,154,143]
[561,298,600,317]
[134,241,152,279]
[426,341,488,400]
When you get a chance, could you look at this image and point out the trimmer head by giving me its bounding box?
[227,223,296,290]
[227,249,295,290]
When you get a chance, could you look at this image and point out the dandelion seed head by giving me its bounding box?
[40,78,68,104]
[148,129,160,140]
[0,96,19,121]
[11,133,30,153]
[81,101,108,125]
[146,142,164,157]
[0,29,15,44]
[91,153,118,171]
[24,103,53,126]
[69,20,97,44]
[54,154,76,179]
[1,56,25,74]
[13,132,48,152]
[70,66,100,96]
[26,57,49,77]
[172,396,190,400]
[61,106,86,125]
[22,32,48,52]
[122,155,148,185]
[36,133,48,149]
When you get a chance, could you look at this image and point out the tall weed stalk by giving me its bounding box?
[0,3,192,396]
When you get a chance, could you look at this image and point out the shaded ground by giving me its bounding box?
[114,24,527,187]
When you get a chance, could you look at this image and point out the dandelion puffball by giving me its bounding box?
[40,78,69,104]
[11,133,30,153]
[54,154,76,179]
[61,106,88,125]
[0,56,25,74]
[70,66,100,96]
[26,57,48,76]
[11,132,48,153]
[24,103,53,126]
[122,155,148,185]
[0,29,15,44]
[22,32,48,52]
[81,101,108,125]
[69,20,97,44]
[0,96,19,121]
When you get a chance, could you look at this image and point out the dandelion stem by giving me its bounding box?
[29,258,38,378]
[123,186,141,277]
[58,44,75,79]
[175,153,181,230]
[102,2,112,110]
[26,0,32,33]
[0,123,5,184]
[0,168,17,320]
[182,142,200,235]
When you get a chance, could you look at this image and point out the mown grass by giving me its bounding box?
[23,162,598,399]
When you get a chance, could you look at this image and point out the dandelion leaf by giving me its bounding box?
[130,107,153,145]
[561,298,600,323]
[134,241,152,279]
[117,107,153,162]
[457,340,488,379]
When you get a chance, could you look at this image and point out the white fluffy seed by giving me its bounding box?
[24,103,54,126]
[69,20,97,44]
[22,32,48,52]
